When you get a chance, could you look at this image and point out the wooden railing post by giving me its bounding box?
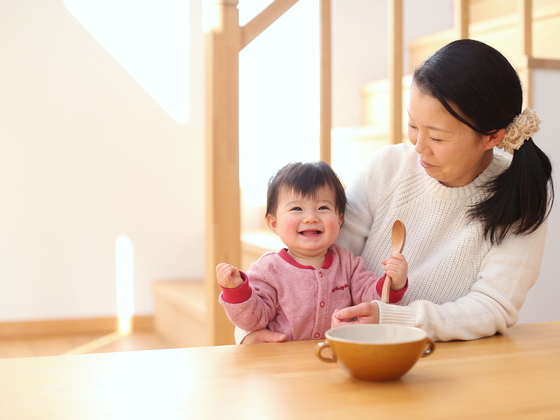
[320,0,332,164]
[454,0,469,39]
[203,0,241,345]
[388,0,403,144]
[520,0,533,108]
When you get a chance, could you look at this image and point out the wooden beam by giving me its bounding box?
[388,0,403,145]
[454,0,469,39]
[529,57,560,70]
[241,0,299,50]
[204,0,241,346]
[320,0,331,164]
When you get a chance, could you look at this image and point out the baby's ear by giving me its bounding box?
[339,213,345,226]
[265,214,278,231]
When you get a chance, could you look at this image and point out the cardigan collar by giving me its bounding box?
[278,248,334,270]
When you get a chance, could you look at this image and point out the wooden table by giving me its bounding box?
[1,321,559,419]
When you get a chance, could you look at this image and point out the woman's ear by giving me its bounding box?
[265,214,277,232]
[484,128,506,150]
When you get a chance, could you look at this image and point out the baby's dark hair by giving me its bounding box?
[266,161,346,217]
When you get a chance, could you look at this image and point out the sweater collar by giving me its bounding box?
[278,248,334,269]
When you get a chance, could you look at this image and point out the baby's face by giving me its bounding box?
[266,186,344,260]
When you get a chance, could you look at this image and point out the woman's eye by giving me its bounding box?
[430,137,443,142]
[407,123,417,130]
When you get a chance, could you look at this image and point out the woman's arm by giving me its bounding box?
[337,223,547,341]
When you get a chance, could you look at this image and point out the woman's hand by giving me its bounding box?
[331,302,380,328]
[240,328,287,344]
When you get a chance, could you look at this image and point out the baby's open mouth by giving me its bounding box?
[299,229,322,237]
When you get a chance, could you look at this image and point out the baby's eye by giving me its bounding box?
[318,205,330,211]
[290,206,302,211]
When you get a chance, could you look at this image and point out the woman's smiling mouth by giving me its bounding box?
[420,159,435,168]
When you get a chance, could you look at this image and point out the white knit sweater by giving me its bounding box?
[337,144,547,341]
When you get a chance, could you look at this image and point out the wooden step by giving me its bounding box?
[361,75,412,129]
[241,229,284,270]
[152,233,283,348]
[152,280,207,347]
[409,1,560,72]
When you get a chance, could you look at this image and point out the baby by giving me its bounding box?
[216,161,408,341]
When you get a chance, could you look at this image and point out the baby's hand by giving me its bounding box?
[216,263,244,289]
[382,252,408,291]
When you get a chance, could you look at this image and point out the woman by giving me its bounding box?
[240,39,554,343]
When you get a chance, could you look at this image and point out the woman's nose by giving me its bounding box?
[414,131,428,155]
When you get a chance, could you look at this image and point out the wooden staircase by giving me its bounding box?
[152,230,284,347]
[153,0,560,347]
[152,280,207,347]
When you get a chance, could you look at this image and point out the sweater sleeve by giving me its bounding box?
[376,222,547,341]
[219,263,279,333]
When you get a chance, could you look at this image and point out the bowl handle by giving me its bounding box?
[421,338,436,358]
[315,341,337,363]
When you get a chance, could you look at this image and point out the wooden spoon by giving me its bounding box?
[381,220,407,303]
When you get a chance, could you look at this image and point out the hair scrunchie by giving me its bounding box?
[497,108,541,154]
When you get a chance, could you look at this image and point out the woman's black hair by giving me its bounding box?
[412,39,554,244]
[266,161,346,217]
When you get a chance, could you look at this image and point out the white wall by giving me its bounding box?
[518,69,560,323]
[0,0,205,321]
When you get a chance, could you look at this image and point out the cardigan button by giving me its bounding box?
[314,333,320,339]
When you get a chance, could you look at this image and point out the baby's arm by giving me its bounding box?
[382,252,408,291]
[216,263,244,289]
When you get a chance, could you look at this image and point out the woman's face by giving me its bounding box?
[407,85,498,188]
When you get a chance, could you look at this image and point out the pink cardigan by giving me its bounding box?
[219,244,406,341]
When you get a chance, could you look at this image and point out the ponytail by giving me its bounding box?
[469,139,554,244]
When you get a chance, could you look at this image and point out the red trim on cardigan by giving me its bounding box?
[220,271,252,303]
[278,248,334,269]
[375,274,409,303]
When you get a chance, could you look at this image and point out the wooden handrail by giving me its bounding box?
[241,0,299,49]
